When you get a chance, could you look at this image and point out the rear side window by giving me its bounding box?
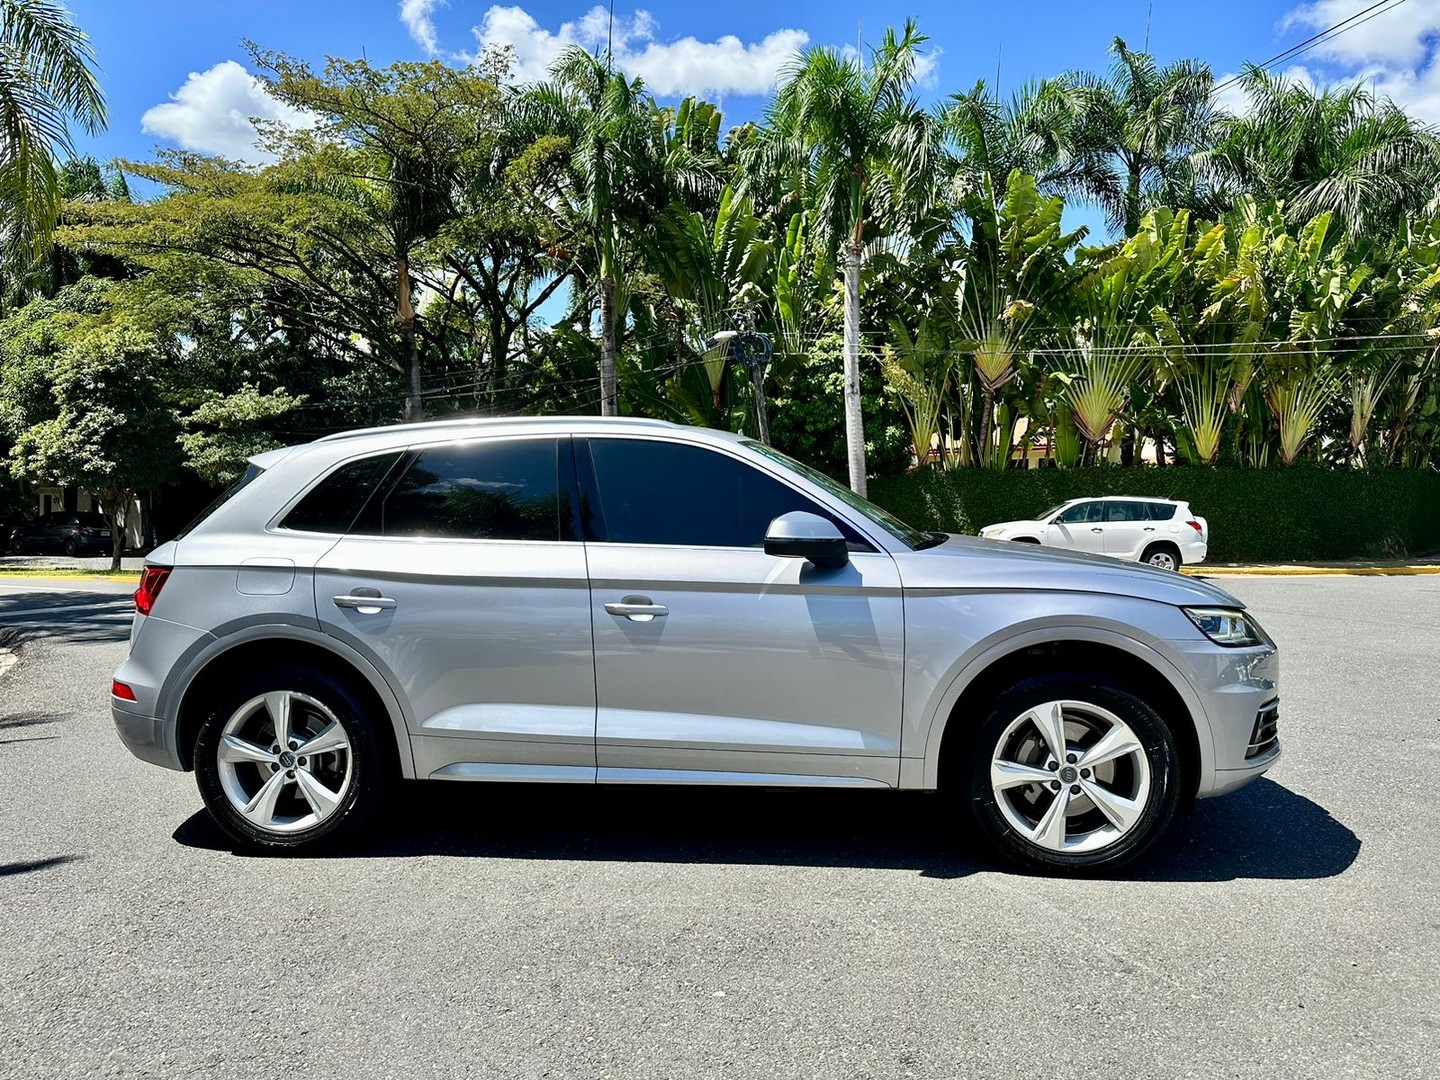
[281,453,401,534]
[379,439,569,541]
[1145,502,1178,521]
[1105,502,1149,522]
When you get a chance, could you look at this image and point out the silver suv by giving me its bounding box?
[112,417,1281,874]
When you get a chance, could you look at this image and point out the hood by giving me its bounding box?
[891,534,1243,608]
[980,518,1043,534]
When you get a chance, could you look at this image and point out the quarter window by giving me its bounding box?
[280,453,401,534]
[583,438,855,548]
[1144,502,1178,521]
[380,439,568,541]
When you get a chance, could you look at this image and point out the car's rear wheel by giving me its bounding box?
[1141,543,1181,571]
[965,673,1181,874]
[193,665,393,852]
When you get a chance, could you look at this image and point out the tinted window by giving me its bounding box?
[585,439,845,548]
[75,513,109,527]
[281,453,401,534]
[1056,501,1102,524]
[1105,502,1149,522]
[1145,502,1178,521]
[381,439,565,541]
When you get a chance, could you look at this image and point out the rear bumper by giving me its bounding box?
[112,706,183,770]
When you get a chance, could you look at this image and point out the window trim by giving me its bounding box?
[575,434,882,554]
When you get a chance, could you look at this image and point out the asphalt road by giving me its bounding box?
[0,574,1435,1079]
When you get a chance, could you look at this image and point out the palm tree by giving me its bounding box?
[0,0,106,297]
[1207,66,1440,240]
[511,48,670,416]
[761,19,936,495]
[1066,37,1215,237]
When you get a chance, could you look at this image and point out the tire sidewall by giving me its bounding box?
[965,673,1181,875]
[193,665,391,852]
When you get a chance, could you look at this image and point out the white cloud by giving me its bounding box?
[1274,0,1440,121]
[471,5,809,97]
[400,0,443,55]
[141,60,316,161]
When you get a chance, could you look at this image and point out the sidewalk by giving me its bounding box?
[0,555,147,573]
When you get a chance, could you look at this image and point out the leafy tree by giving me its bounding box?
[8,320,180,569]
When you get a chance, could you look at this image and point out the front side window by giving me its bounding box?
[380,439,568,541]
[1056,501,1102,524]
[280,453,401,535]
[583,438,859,548]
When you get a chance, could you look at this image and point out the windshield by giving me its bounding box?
[744,442,932,550]
[1035,501,1074,522]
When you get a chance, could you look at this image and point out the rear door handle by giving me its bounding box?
[605,596,669,623]
[1090,527,1104,533]
[1143,526,1156,532]
[333,594,397,614]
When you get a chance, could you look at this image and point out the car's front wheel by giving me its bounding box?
[193,665,393,852]
[965,673,1181,874]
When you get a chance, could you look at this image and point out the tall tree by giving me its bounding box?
[1067,37,1215,237]
[762,19,936,495]
[510,48,672,416]
[0,0,106,293]
[1207,66,1440,240]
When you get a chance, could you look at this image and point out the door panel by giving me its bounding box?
[587,544,904,785]
[1046,502,1106,554]
[1102,501,1152,559]
[312,436,596,776]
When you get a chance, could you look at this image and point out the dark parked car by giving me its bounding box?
[9,511,114,556]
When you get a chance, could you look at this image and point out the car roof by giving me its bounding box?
[248,415,727,470]
[1068,496,1184,504]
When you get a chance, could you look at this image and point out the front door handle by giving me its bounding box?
[605,596,669,623]
[333,593,397,614]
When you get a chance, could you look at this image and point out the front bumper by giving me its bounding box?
[1168,635,1281,798]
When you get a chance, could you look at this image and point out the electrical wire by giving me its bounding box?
[1213,0,1411,95]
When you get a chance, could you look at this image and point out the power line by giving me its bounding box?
[1213,0,1411,96]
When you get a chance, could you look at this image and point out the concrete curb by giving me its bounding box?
[1183,565,1440,577]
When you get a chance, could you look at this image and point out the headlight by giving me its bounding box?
[980,527,1002,538]
[1184,607,1265,647]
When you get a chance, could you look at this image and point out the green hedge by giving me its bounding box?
[867,466,1440,563]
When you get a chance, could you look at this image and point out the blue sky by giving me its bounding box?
[63,0,1440,240]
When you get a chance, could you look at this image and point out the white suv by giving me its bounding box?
[980,498,1208,570]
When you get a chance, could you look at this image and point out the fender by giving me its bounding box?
[157,617,418,779]
[914,620,1215,791]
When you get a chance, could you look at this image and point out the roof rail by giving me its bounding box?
[315,415,677,443]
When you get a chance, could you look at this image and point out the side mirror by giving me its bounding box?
[764,511,848,569]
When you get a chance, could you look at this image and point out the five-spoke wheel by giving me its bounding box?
[194,665,391,851]
[966,674,1180,873]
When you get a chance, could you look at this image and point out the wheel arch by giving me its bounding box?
[922,628,1208,803]
[1141,539,1182,565]
[167,626,415,779]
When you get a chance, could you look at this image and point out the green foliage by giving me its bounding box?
[178,384,306,485]
[869,466,1440,562]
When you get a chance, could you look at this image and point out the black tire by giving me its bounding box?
[63,538,78,557]
[1141,542,1182,571]
[193,664,395,853]
[964,672,1182,875]
[9,536,25,555]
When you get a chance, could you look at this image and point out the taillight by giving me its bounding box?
[1186,520,1203,533]
[111,679,136,701]
[135,566,171,615]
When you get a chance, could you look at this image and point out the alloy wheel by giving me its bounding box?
[215,691,354,834]
[989,700,1152,855]
[1147,550,1178,571]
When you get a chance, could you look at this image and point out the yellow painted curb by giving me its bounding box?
[1182,566,1440,577]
